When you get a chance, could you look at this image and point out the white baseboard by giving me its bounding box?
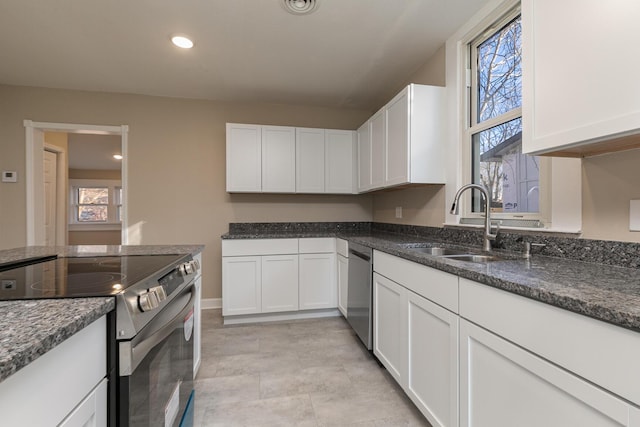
[201,298,222,310]
[223,308,342,325]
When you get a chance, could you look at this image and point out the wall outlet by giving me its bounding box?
[395,206,403,219]
[630,200,640,231]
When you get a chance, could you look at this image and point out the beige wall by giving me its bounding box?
[0,84,372,300]
[69,169,121,180]
[69,230,122,245]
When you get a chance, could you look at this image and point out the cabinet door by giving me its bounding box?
[226,123,262,192]
[522,0,640,155]
[296,128,325,193]
[262,255,299,313]
[262,126,296,192]
[337,254,348,317]
[370,108,386,189]
[406,290,458,427]
[59,378,108,427]
[357,121,372,192]
[460,319,639,427]
[222,256,261,316]
[299,253,337,310]
[373,273,406,384]
[325,129,355,194]
[385,87,410,186]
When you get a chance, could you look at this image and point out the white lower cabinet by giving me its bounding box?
[372,253,459,427]
[222,255,262,316]
[262,255,299,313]
[406,290,458,427]
[299,253,336,310]
[0,316,107,426]
[373,273,406,383]
[460,319,640,427]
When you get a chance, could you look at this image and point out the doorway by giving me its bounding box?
[25,120,129,246]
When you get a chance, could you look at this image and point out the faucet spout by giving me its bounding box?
[450,184,496,252]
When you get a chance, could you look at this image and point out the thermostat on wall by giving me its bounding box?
[1,171,17,183]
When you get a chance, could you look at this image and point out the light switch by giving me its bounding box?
[630,200,640,231]
[1,171,17,183]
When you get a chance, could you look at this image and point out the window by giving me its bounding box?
[69,179,122,227]
[467,9,540,217]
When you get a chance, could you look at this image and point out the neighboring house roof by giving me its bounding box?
[480,131,523,162]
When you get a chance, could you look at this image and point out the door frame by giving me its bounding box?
[43,144,67,246]
[24,120,129,245]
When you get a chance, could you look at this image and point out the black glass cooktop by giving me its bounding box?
[0,255,185,300]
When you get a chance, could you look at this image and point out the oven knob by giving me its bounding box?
[179,262,194,275]
[138,290,160,312]
[150,285,167,302]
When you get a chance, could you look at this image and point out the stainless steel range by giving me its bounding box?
[0,253,200,427]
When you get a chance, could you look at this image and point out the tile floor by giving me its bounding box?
[194,309,432,427]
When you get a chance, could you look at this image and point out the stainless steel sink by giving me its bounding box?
[407,247,468,256]
[441,254,502,263]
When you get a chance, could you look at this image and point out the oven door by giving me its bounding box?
[118,282,195,427]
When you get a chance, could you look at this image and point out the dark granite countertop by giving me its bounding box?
[223,225,640,332]
[0,298,115,383]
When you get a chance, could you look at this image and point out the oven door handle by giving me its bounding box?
[119,283,195,376]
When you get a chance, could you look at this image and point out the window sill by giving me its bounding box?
[68,223,122,232]
[443,222,582,236]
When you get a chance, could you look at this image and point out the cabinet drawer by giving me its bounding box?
[460,278,640,405]
[299,238,335,254]
[336,238,348,257]
[222,239,298,256]
[374,250,458,313]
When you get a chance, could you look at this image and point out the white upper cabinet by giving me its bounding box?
[385,84,446,186]
[522,0,640,156]
[226,123,262,192]
[227,123,355,194]
[262,125,296,193]
[356,84,446,193]
[296,127,326,193]
[325,129,356,194]
[357,120,372,192]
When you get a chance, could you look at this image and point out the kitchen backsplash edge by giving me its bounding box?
[226,222,640,269]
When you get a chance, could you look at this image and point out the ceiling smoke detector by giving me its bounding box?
[282,0,319,15]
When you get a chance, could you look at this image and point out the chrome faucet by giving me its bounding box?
[450,184,498,252]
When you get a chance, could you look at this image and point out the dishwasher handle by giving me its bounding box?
[349,249,371,262]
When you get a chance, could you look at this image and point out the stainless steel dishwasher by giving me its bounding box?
[347,242,373,350]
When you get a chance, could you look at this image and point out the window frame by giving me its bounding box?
[69,179,122,230]
[462,5,545,224]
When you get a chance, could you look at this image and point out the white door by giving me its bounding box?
[296,128,325,193]
[406,290,458,427]
[460,319,640,427]
[262,126,296,192]
[298,253,336,310]
[261,255,299,313]
[222,256,262,316]
[372,273,406,384]
[325,130,355,194]
[43,149,57,247]
[370,109,386,189]
[357,121,372,192]
[337,254,348,317]
[385,87,410,186]
[226,123,262,192]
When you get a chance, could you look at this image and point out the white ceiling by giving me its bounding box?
[0,0,490,110]
[68,134,122,170]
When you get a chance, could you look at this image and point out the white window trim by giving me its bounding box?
[443,0,582,234]
[69,179,122,231]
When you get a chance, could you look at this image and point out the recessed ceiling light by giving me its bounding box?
[171,35,194,49]
[113,154,123,160]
